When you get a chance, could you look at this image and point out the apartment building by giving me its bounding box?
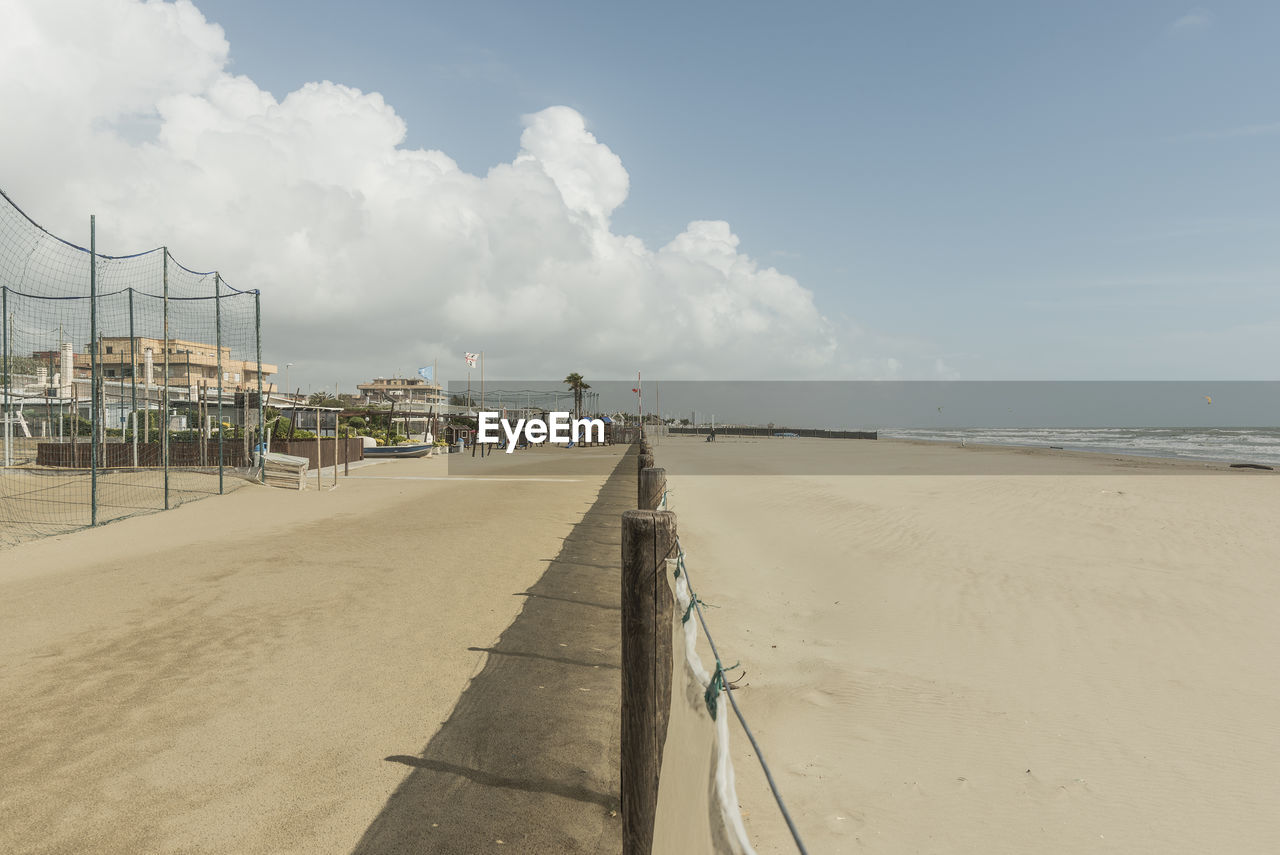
[88,336,277,392]
[355,376,446,408]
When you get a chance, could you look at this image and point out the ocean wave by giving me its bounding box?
[881,427,1280,466]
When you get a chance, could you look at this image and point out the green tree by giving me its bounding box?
[307,392,342,408]
[60,413,92,437]
[2,355,41,380]
[564,372,590,422]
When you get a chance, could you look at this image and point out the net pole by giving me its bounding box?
[129,288,135,437]
[162,248,170,510]
[255,290,264,483]
[59,324,64,447]
[118,346,123,451]
[215,274,224,494]
[2,286,9,469]
[45,352,53,450]
[90,215,98,526]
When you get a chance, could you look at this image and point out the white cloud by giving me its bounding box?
[1170,8,1214,31]
[0,0,922,386]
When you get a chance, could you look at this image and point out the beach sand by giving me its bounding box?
[657,435,1280,853]
[0,445,632,854]
[6,435,1279,854]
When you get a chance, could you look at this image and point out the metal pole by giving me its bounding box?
[255,290,264,483]
[128,288,135,444]
[98,334,105,465]
[185,348,192,468]
[117,346,123,445]
[215,274,224,493]
[2,286,8,469]
[90,215,98,525]
[162,248,170,510]
[655,384,660,445]
[45,355,53,448]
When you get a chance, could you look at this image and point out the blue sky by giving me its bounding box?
[2,1,1277,385]
[194,0,1280,379]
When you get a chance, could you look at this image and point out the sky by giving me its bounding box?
[1,0,1278,392]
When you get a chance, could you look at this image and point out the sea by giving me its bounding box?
[880,427,1280,468]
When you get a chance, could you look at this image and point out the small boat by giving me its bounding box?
[363,443,435,459]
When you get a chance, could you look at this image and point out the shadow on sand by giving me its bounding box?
[350,448,636,854]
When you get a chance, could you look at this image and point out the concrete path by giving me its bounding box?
[351,449,635,853]
[0,445,634,854]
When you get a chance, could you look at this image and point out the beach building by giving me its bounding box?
[355,375,446,408]
[29,336,277,394]
[11,337,278,439]
[354,376,448,442]
[93,336,277,393]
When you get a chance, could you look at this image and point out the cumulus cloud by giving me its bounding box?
[0,0,906,386]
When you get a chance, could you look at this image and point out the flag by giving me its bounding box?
[417,366,434,382]
[465,352,478,367]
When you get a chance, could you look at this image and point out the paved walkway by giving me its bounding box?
[351,447,635,854]
[1,447,634,854]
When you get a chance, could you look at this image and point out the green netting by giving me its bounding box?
[1,189,268,547]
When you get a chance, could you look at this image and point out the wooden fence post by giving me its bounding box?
[621,509,677,855]
[639,465,666,511]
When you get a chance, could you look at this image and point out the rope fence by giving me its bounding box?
[671,529,809,855]
[624,436,809,854]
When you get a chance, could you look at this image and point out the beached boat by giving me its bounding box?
[363,443,435,459]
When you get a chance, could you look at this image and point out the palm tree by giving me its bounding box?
[564,372,590,422]
[307,392,341,407]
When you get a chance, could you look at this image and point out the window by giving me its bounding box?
[105,346,113,354]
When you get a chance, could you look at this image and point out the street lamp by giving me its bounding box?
[285,363,294,401]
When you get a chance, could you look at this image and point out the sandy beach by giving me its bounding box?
[1,445,633,854]
[658,435,1280,853]
[5,435,1279,854]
